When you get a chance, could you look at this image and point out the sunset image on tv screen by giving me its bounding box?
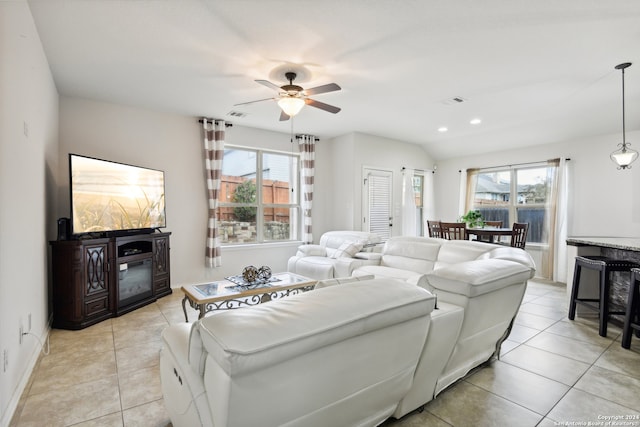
[71,155,166,234]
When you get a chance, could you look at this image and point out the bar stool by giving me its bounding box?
[568,256,639,337]
[622,268,640,349]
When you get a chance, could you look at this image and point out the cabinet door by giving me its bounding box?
[83,243,111,316]
[153,236,170,277]
[152,235,171,296]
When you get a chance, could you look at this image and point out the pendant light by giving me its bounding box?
[610,62,638,169]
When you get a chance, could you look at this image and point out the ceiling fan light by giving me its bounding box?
[610,144,639,169]
[277,97,305,117]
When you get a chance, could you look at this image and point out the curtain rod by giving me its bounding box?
[294,135,320,141]
[459,157,571,172]
[198,118,233,127]
[401,166,436,174]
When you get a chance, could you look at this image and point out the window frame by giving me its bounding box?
[468,162,553,245]
[219,144,301,245]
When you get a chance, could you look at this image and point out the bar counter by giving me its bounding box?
[566,236,640,324]
[566,237,640,252]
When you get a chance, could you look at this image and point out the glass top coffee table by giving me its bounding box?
[181,272,317,321]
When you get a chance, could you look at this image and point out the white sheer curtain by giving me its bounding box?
[462,169,478,216]
[402,169,417,236]
[424,171,436,235]
[553,158,570,283]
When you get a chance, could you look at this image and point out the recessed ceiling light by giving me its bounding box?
[470,118,482,125]
[438,127,448,133]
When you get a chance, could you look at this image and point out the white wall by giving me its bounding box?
[350,133,434,236]
[58,98,305,285]
[315,133,356,233]
[433,131,640,281]
[0,2,59,425]
[433,130,640,237]
[58,99,436,286]
[314,132,435,237]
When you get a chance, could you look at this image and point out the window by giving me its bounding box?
[469,165,553,244]
[466,159,563,280]
[219,146,300,244]
[471,166,555,244]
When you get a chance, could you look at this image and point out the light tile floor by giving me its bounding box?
[10,279,640,427]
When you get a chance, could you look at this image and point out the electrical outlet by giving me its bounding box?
[23,121,29,137]
[19,323,23,345]
[3,349,7,373]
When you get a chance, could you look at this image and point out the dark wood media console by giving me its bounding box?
[50,232,171,330]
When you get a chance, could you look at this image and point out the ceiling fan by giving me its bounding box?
[236,72,341,121]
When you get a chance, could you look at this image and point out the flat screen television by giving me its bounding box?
[69,154,166,236]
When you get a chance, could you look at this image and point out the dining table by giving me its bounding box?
[465,227,513,243]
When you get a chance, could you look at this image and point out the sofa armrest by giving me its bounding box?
[406,274,428,288]
[333,257,381,278]
[296,244,327,257]
[354,252,382,261]
[314,274,376,289]
[426,259,532,297]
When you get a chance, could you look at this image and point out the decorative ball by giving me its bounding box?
[242,265,259,283]
[258,265,272,280]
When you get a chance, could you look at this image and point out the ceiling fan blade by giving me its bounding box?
[234,97,274,106]
[303,83,341,96]
[256,79,283,92]
[305,98,341,114]
[279,110,290,121]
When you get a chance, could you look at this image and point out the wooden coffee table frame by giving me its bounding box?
[181,272,317,321]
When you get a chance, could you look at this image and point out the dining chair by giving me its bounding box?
[427,220,442,238]
[510,222,529,249]
[485,220,503,227]
[440,222,467,240]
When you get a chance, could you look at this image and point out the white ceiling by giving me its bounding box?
[27,0,640,160]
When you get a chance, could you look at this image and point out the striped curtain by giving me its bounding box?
[298,135,316,244]
[202,119,225,268]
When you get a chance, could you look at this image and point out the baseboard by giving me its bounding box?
[0,317,52,427]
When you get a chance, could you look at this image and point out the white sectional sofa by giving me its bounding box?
[161,277,435,427]
[353,236,536,398]
[160,237,536,427]
[287,230,381,279]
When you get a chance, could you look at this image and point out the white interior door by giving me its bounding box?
[363,168,393,241]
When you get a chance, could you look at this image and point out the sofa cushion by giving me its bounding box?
[198,279,435,376]
[435,240,498,264]
[426,258,532,297]
[330,241,364,259]
[380,238,441,272]
[320,231,375,250]
[479,246,537,270]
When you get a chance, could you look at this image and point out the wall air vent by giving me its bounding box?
[442,96,467,105]
[227,111,247,118]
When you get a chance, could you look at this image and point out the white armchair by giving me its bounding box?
[287,230,382,279]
